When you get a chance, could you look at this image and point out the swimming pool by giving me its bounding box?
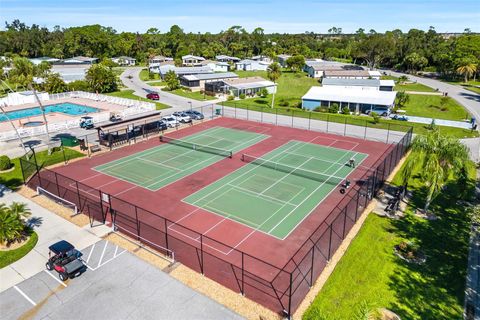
[0,103,100,122]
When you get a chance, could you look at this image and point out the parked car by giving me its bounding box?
[390,114,409,121]
[158,120,168,131]
[365,108,390,117]
[46,240,86,281]
[184,110,204,120]
[146,92,160,100]
[162,116,179,128]
[172,112,192,123]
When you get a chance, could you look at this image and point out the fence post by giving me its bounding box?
[327,225,333,260]
[241,253,245,295]
[54,172,61,196]
[234,104,237,118]
[354,192,360,221]
[287,272,293,320]
[61,145,67,164]
[308,112,311,130]
[309,246,315,287]
[135,206,140,241]
[291,110,294,127]
[342,208,347,239]
[200,235,204,275]
[386,123,391,144]
[75,181,82,208]
[343,118,347,136]
[326,115,329,132]
[275,108,278,125]
[211,104,214,119]
[261,107,263,122]
[364,120,368,139]
[164,219,169,249]
[247,107,249,121]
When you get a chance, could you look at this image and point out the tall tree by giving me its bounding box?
[267,62,281,108]
[456,58,478,82]
[164,70,179,91]
[85,64,117,93]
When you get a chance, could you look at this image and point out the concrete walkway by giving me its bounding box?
[465,224,480,320]
[0,185,109,292]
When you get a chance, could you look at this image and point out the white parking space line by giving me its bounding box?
[96,249,127,270]
[98,241,109,268]
[114,245,119,257]
[86,243,95,263]
[44,270,67,287]
[14,285,36,306]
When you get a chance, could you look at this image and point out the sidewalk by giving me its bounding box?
[0,185,110,292]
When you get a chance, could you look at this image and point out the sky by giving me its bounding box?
[0,0,479,34]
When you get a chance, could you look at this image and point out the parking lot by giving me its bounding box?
[0,240,243,320]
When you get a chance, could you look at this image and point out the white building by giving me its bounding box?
[251,55,272,63]
[158,65,212,79]
[235,59,270,71]
[148,55,173,64]
[322,78,395,91]
[200,60,230,72]
[29,56,60,65]
[277,54,291,67]
[323,70,381,80]
[302,86,397,114]
[111,56,136,66]
[205,77,276,97]
[180,72,238,91]
[216,55,240,63]
[182,55,206,66]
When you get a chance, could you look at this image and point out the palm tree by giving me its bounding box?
[9,202,31,221]
[0,204,25,246]
[401,129,469,212]
[456,60,478,83]
[267,62,281,108]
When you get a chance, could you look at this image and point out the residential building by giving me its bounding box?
[216,55,240,63]
[323,70,375,80]
[111,56,136,66]
[277,54,291,67]
[251,55,272,63]
[182,55,206,66]
[51,65,90,83]
[179,72,238,91]
[149,61,175,73]
[304,60,363,78]
[235,59,270,71]
[148,55,173,64]
[205,76,277,97]
[29,56,60,65]
[158,65,212,79]
[59,56,99,65]
[302,86,397,114]
[200,60,230,72]
[322,78,395,91]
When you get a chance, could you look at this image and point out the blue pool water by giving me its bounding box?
[0,103,99,122]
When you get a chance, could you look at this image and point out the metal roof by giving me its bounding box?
[181,72,238,81]
[302,86,397,106]
[322,78,381,87]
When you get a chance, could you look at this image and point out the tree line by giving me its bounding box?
[1,20,479,79]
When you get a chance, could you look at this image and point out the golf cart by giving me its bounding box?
[110,112,122,122]
[46,240,86,281]
[79,116,94,129]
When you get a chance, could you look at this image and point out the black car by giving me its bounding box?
[184,110,204,120]
[46,240,86,281]
[158,120,168,131]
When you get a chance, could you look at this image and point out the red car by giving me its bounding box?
[146,92,160,100]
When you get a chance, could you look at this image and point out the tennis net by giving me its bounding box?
[241,154,347,185]
[160,136,233,158]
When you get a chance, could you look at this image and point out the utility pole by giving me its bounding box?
[30,84,51,154]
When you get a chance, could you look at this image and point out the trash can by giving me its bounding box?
[60,136,79,147]
[215,108,221,116]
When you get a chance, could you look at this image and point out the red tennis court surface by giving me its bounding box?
[30,117,410,316]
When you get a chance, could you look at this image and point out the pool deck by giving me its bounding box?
[0,98,129,133]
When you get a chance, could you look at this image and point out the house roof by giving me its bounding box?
[379,80,395,87]
[302,86,397,106]
[223,77,275,89]
[65,56,98,63]
[150,55,173,61]
[161,66,212,75]
[368,70,382,77]
[322,78,381,87]
[181,72,238,81]
[114,56,136,60]
[182,55,205,61]
[236,59,269,66]
[215,55,240,61]
[324,70,371,77]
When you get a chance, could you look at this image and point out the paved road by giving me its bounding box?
[383,69,480,122]
[120,67,216,111]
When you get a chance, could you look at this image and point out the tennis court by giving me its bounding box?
[93,126,268,191]
[183,140,368,239]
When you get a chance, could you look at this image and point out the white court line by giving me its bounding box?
[86,243,95,263]
[78,172,103,183]
[166,227,231,255]
[227,183,299,207]
[44,270,67,287]
[138,157,181,171]
[14,286,36,306]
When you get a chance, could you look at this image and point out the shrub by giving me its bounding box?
[314,106,328,113]
[239,93,246,99]
[342,107,350,115]
[227,95,234,101]
[370,111,380,123]
[260,88,269,98]
[328,103,339,113]
[279,99,289,107]
[0,155,12,171]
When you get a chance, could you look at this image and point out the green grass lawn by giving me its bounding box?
[0,147,85,189]
[146,81,166,86]
[303,158,475,320]
[0,231,38,268]
[395,82,436,92]
[139,68,161,81]
[231,70,319,108]
[106,89,170,110]
[163,88,216,101]
[402,94,470,121]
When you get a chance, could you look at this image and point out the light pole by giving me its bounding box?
[188,101,192,111]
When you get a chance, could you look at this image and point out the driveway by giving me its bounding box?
[0,240,244,320]
[120,67,217,111]
[382,69,480,122]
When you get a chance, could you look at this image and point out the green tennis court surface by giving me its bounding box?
[183,140,368,239]
[94,127,268,191]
